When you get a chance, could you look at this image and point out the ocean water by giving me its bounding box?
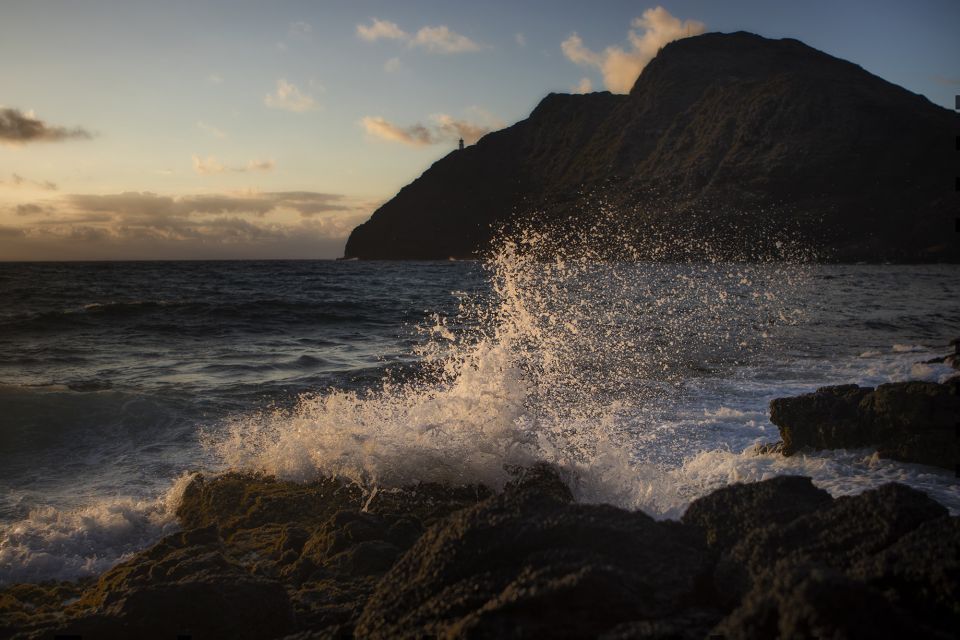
[1,252,958,585]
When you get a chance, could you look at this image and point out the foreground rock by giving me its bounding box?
[769,378,960,469]
[2,466,958,639]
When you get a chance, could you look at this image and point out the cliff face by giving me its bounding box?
[345,32,959,261]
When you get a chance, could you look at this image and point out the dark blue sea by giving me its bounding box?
[1,259,958,583]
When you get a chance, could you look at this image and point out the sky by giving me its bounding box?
[1,0,958,260]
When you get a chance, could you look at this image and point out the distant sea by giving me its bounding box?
[1,259,958,584]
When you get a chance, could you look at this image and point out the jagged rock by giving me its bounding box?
[355,466,715,639]
[850,516,960,631]
[712,562,923,640]
[715,483,947,602]
[769,379,960,468]
[769,384,874,454]
[681,475,832,551]
[345,32,959,262]
[15,525,295,640]
[3,467,958,639]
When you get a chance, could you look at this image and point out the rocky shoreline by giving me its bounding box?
[3,350,959,639]
[2,459,957,639]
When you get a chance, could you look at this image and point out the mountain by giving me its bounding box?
[345,32,959,261]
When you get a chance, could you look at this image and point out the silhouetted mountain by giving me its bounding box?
[345,32,959,261]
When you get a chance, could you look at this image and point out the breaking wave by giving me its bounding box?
[0,473,194,585]
[208,218,810,515]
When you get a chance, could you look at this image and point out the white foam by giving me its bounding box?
[207,223,808,515]
[892,343,926,353]
[0,473,194,585]
[676,447,960,514]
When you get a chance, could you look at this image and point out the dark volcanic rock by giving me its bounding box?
[19,526,296,640]
[712,562,920,640]
[345,31,960,261]
[713,484,955,639]
[770,384,875,454]
[3,467,958,639]
[681,475,832,551]
[716,483,948,598]
[769,379,960,468]
[355,466,715,639]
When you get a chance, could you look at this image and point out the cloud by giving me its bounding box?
[60,191,350,219]
[207,73,224,84]
[0,190,373,259]
[361,112,498,147]
[0,173,58,191]
[361,117,435,147]
[264,79,317,112]
[572,77,593,94]
[246,159,276,172]
[433,114,493,144]
[515,32,526,47]
[289,21,312,38]
[0,108,93,145]
[356,18,482,54]
[14,203,52,216]
[411,26,481,53]
[357,18,407,42]
[931,75,960,86]
[384,57,402,73]
[192,155,275,175]
[561,6,705,93]
[197,121,227,139]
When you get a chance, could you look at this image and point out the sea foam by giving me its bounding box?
[0,473,194,585]
[208,219,809,515]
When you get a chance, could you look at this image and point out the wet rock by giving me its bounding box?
[769,379,960,469]
[748,440,784,456]
[356,466,715,639]
[4,466,958,639]
[712,562,922,640]
[716,483,947,601]
[681,475,832,551]
[850,516,960,631]
[769,384,874,454]
[14,525,295,640]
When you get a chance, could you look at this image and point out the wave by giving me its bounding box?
[0,473,194,585]
[0,298,393,335]
[677,446,960,515]
[207,218,810,515]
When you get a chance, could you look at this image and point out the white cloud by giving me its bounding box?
[361,117,434,146]
[361,111,500,147]
[197,121,227,139]
[289,21,312,38]
[572,77,593,94]
[384,57,402,73]
[515,32,526,47]
[356,18,482,54]
[411,25,481,54]
[207,73,224,84]
[264,79,317,112]
[357,18,407,42]
[561,6,705,93]
[192,155,275,175]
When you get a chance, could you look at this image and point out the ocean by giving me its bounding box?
[1,255,958,585]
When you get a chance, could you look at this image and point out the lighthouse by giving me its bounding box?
[458,137,464,151]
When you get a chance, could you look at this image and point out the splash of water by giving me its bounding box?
[0,472,195,585]
[208,213,809,514]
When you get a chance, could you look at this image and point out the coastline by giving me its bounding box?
[3,367,958,639]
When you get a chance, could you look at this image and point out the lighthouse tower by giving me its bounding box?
[458,137,464,151]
